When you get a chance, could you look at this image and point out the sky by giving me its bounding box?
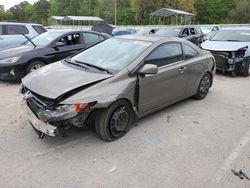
[0,0,38,10]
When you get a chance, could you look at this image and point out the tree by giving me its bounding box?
[48,0,58,16]
[227,0,250,23]
[9,1,31,21]
[194,0,235,24]
[32,0,50,24]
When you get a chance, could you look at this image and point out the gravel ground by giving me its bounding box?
[0,74,250,188]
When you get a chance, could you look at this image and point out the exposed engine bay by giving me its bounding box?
[211,47,249,76]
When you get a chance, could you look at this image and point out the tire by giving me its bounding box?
[27,61,46,74]
[194,73,211,100]
[238,61,249,77]
[95,100,133,142]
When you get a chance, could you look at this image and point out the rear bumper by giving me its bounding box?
[22,100,58,136]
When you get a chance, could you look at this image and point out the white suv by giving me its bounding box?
[0,22,47,50]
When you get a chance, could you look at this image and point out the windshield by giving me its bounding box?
[155,28,180,37]
[25,31,64,46]
[71,38,151,72]
[211,30,250,42]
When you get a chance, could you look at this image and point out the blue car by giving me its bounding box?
[112,29,133,36]
[201,27,250,77]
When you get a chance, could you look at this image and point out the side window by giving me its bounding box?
[182,28,189,36]
[32,25,47,34]
[4,25,29,35]
[83,33,100,43]
[183,43,199,60]
[99,35,105,41]
[189,28,197,35]
[145,43,183,67]
[0,25,2,35]
[59,33,81,46]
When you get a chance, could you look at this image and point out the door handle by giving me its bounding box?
[178,67,187,74]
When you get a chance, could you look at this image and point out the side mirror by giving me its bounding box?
[54,42,65,48]
[139,64,158,75]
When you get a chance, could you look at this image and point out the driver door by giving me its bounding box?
[139,42,190,115]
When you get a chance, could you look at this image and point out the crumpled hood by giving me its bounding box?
[201,40,249,52]
[22,61,113,99]
[0,45,35,60]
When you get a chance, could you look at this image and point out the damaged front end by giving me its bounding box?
[21,86,95,138]
[211,47,249,76]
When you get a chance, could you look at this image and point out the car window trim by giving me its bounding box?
[131,41,183,75]
[181,43,200,60]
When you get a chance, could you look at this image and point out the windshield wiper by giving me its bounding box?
[74,60,112,74]
[19,33,36,47]
[64,59,89,70]
[226,40,241,42]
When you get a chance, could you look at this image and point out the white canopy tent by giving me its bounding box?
[149,8,195,25]
[49,16,104,25]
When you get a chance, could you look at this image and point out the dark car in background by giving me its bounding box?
[21,35,215,141]
[0,22,47,50]
[201,28,250,77]
[0,30,110,81]
[154,26,204,45]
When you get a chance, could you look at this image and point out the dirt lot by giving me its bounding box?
[0,74,250,188]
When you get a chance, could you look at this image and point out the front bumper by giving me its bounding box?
[22,100,58,136]
[0,63,25,81]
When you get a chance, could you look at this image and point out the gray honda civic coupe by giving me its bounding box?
[21,35,215,141]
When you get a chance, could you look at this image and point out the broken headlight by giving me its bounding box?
[37,103,89,122]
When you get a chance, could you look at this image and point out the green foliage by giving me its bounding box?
[1,0,249,25]
[194,0,235,24]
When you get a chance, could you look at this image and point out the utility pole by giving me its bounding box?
[114,0,117,25]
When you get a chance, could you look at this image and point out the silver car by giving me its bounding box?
[21,35,215,141]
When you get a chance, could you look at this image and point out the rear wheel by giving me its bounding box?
[95,100,133,142]
[194,73,211,100]
[27,61,46,74]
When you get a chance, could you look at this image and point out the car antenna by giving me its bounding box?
[19,33,37,47]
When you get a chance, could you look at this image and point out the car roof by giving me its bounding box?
[0,22,42,26]
[46,30,110,36]
[115,34,185,43]
[222,27,250,30]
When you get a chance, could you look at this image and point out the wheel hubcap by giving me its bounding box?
[110,106,129,137]
[30,64,43,72]
[200,76,210,96]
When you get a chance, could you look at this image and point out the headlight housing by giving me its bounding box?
[37,103,89,122]
[0,56,21,64]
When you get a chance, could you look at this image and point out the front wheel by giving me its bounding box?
[194,73,211,100]
[27,61,46,74]
[95,100,133,142]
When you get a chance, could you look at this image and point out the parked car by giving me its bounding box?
[0,30,110,81]
[112,29,133,36]
[201,28,250,77]
[154,26,204,45]
[200,25,220,35]
[21,35,215,141]
[0,22,47,50]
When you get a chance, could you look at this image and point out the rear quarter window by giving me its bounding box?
[183,43,199,60]
[32,25,47,34]
[3,25,29,35]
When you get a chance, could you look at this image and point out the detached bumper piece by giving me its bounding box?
[22,101,59,137]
